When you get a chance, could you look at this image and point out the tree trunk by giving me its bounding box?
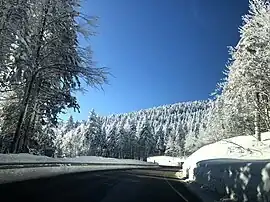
[255,112,261,141]
[11,1,50,153]
[21,106,37,152]
[255,92,261,141]
[20,80,42,152]
[10,76,35,153]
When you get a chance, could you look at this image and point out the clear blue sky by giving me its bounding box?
[66,0,249,120]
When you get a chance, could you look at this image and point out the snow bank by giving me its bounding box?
[65,156,152,165]
[183,132,270,180]
[182,132,270,201]
[147,156,186,167]
[194,159,270,201]
[0,153,59,163]
[0,154,153,166]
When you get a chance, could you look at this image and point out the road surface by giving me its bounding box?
[0,168,202,202]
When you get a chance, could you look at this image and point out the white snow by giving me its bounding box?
[0,154,153,165]
[65,156,153,165]
[183,132,270,180]
[0,153,59,163]
[147,156,185,166]
[182,132,270,201]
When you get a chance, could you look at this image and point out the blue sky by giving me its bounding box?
[66,0,249,120]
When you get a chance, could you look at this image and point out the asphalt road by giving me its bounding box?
[0,168,202,202]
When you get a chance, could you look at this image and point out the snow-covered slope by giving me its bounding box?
[147,156,186,166]
[0,154,153,165]
[0,153,59,163]
[183,132,270,180]
[55,100,211,159]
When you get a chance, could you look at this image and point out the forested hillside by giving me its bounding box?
[0,0,269,161]
[55,0,270,160]
[55,101,213,159]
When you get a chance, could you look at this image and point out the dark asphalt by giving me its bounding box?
[0,168,202,202]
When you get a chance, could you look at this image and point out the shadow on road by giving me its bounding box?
[0,168,202,202]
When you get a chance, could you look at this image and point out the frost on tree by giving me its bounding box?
[0,0,108,153]
[56,100,212,159]
[217,0,270,141]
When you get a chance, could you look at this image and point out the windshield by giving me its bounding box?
[0,0,270,202]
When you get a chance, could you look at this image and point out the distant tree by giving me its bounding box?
[155,126,165,155]
[175,122,185,156]
[74,121,80,128]
[128,120,138,159]
[138,118,154,160]
[54,100,211,158]
[84,110,102,155]
[65,116,75,133]
[106,122,117,158]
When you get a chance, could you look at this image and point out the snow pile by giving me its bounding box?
[193,159,270,201]
[0,153,59,163]
[147,156,185,167]
[183,132,270,180]
[182,132,270,201]
[65,156,152,165]
[0,154,153,166]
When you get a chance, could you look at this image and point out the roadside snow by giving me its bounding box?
[183,132,270,180]
[182,132,270,201]
[0,154,152,165]
[67,156,151,165]
[0,153,59,163]
[147,156,186,167]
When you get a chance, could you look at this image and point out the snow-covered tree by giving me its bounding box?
[106,122,117,157]
[218,0,270,141]
[138,118,155,160]
[0,0,108,153]
[53,100,211,158]
[84,110,102,156]
[155,125,165,155]
[65,116,75,133]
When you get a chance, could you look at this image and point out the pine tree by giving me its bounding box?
[128,120,137,159]
[106,122,117,158]
[155,125,165,155]
[0,0,108,153]
[138,118,154,160]
[65,115,75,133]
[84,109,102,156]
[219,0,270,141]
[53,100,211,158]
[165,133,176,156]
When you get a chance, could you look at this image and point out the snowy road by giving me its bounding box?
[0,168,201,202]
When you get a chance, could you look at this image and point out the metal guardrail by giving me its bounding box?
[0,162,158,169]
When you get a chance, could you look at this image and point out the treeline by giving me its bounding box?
[54,0,270,159]
[209,0,270,141]
[54,101,212,159]
[0,0,269,158]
